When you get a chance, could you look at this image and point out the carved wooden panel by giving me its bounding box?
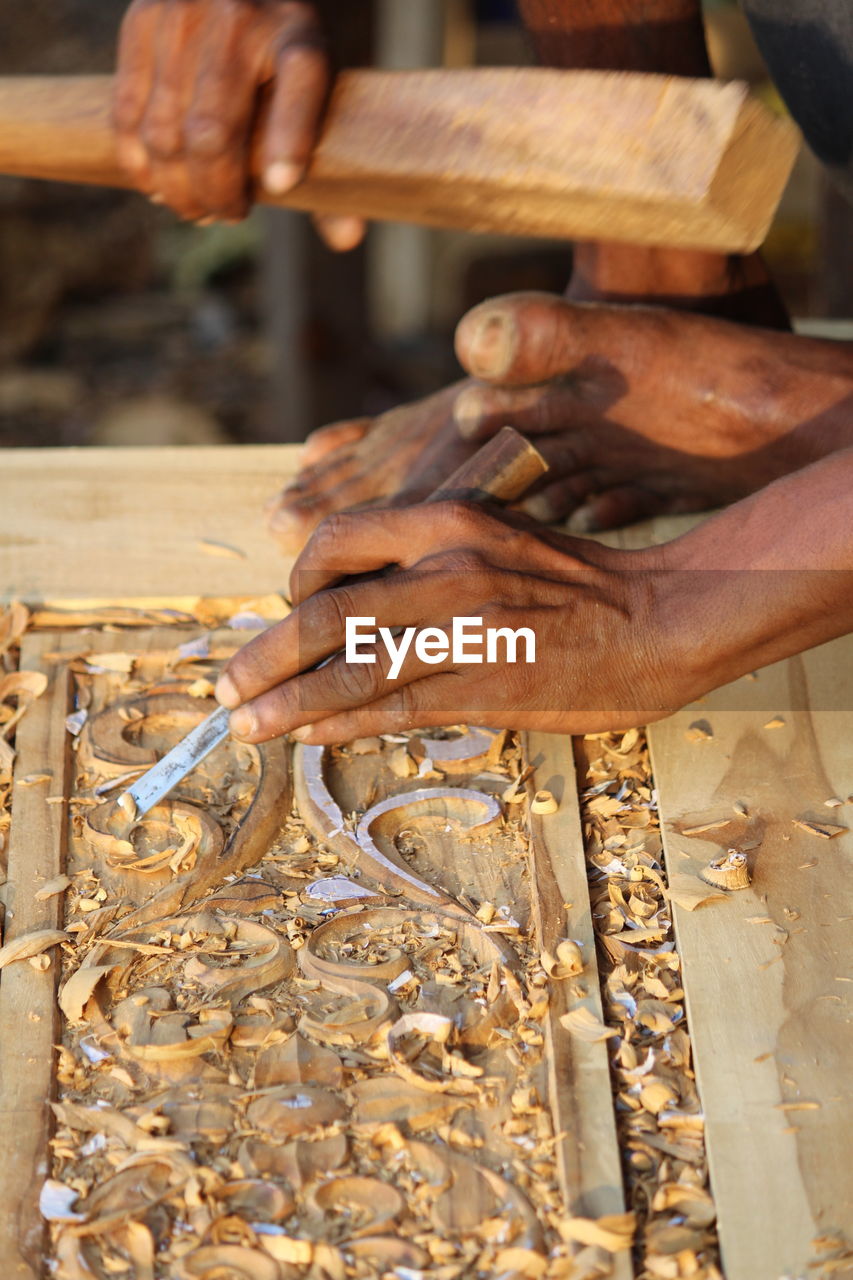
[0,630,627,1280]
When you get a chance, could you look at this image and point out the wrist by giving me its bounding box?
[656,453,853,696]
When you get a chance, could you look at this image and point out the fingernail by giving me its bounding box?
[567,505,599,535]
[195,215,217,226]
[149,192,165,205]
[452,386,486,439]
[230,706,257,739]
[319,215,365,252]
[264,162,303,195]
[521,493,555,523]
[466,313,514,379]
[215,673,241,709]
[291,724,315,743]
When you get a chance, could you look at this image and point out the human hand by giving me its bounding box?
[217,501,677,743]
[266,292,852,553]
[114,0,364,246]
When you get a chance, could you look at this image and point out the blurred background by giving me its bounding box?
[1,0,851,453]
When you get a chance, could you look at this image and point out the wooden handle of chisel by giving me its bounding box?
[429,426,547,505]
[0,70,798,251]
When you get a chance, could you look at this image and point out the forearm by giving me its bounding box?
[515,0,710,74]
[662,447,853,695]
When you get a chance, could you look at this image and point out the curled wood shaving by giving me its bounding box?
[58,964,116,1023]
[531,789,559,815]
[557,1211,636,1251]
[541,938,584,979]
[0,928,67,968]
[558,1006,618,1042]
[35,874,72,901]
[0,600,30,658]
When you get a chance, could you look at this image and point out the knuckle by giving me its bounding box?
[142,113,183,158]
[445,549,489,578]
[306,512,359,567]
[113,85,146,132]
[235,630,285,692]
[437,500,488,541]
[276,40,327,78]
[309,584,355,639]
[185,112,235,157]
[330,658,384,706]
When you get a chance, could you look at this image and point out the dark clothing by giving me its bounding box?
[740,0,853,200]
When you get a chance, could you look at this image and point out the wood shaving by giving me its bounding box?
[35,875,72,901]
[0,928,67,968]
[559,1006,618,1042]
[577,729,722,1277]
[699,850,751,892]
[531,789,558,815]
[792,818,847,839]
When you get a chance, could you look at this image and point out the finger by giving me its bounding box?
[454,381,590,442]
[455,292,634,387]
[265,446,386,552]
[262,674,460,745]
[182,1,266,219]
[569,487,710,533]
[288,503,494,606]
[216,566,445,706]
[519,473,602,524]
[289,673,552,745]
[261,38,330,195]
[227,627,460,743]
[140,0,209,219]
[313,215,368,252]
[113,0,163,188]
[300,418,372,469]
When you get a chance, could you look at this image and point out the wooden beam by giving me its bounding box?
[525,731,631,1275]
[0,633,77,1279]
[0,70,798,252]
[647,638,853,1280]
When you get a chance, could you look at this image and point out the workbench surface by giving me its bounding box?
[1,444,850,1280]
[1,445,300,606]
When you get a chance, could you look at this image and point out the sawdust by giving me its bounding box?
[578,730,723,1280]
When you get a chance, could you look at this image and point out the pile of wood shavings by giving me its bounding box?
[578,730,722,1280]
[44,691,592,1280]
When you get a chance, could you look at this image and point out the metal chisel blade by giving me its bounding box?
[118,703,232,819]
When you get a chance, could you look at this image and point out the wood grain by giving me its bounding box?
[0,633,77,1280]
[0,445,300,607]
[525,730,631,1275]
[0,70,798,251]
[647,638,853,1280]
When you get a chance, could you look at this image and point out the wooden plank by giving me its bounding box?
[0,627,292,1277]
[0,632,78,1280]
[0,445,302,606]
[0,430,544,610]
[525,731,631,1275]
[0,70,798,252]
[1,636,630,1274]
[647,637,853,1280]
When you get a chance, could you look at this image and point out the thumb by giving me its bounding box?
[455,292,595,388]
